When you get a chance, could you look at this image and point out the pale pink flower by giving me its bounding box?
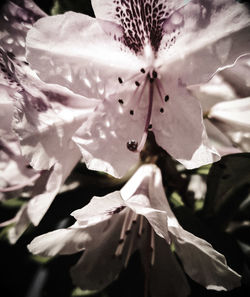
[28,164,241,296]
[0,1,95,241]
[23,0,250,177]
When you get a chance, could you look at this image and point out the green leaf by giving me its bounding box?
[203,153,250,229]
[51,0,94,15]
[72,287,103,297]
[1,197,26,208]
[169,191,184,207]
[30,254,52,264]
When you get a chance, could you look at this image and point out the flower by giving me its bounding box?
[28,164,241,296]
[23,0,250,177]
[0,0,96,240]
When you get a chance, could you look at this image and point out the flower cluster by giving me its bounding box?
[0,0,250,296]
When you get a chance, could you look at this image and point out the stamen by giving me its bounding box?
[115,210,137,258]
[155,79,165,104]
[140,68,146,73]
[150,227,155,266]
[130,109,134,115]
[138,215,144,237]
[152,70,157,79]
[118,77,123,84]
[165,95,169,102]
[115,210,130,257]
[124,229,135,268]
[136,76,154,152]
[118,99,124,104]
[127,140,138,152]
[135,81,140,87]
[160,108,164,113]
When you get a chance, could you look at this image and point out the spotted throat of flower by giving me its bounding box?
[117,65,170,154]
[112,0,182,154]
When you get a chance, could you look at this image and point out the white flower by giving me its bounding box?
[23,0,250,177]
[28,164,241,296]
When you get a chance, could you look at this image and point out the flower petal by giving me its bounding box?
[0,0,46,58]
[71,191,125,227]
[73,96,143,177]
[158,0,250,85]
[204,119,241,156]
[27,144,81,226]
[149,236,190,297]
[0,47,95,171]
[121,165,171,242]
[171,228,241,291]
[152,83,219,169]
[26,12,144,98]
[28,209,142,290]
[221,55,250,97]
[27,224,89,257]
[91,0,190,24]
[208,97,250,152]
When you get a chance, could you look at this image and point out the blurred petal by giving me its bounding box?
[209,98,250,152]
[0,0,46,58]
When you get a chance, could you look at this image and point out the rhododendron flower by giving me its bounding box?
[28,164,241,296]
[23,0,250,177]
[0,0,96,240]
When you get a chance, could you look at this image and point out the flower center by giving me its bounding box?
[117,68,170,153]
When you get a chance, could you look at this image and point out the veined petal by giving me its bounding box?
[158,0,250,85]
[91,0,190,53]
[26,12,144,98]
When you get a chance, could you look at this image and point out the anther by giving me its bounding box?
[127,140,138,152]
[160,108,164,113]
[140,68,146,73]
[152,70,157,79]
[118,77,123,84]
[130,110,134,115]
[165,95,169,102]
[118,99,124,104]
[148,124,152,130]
[135,81,140,87]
